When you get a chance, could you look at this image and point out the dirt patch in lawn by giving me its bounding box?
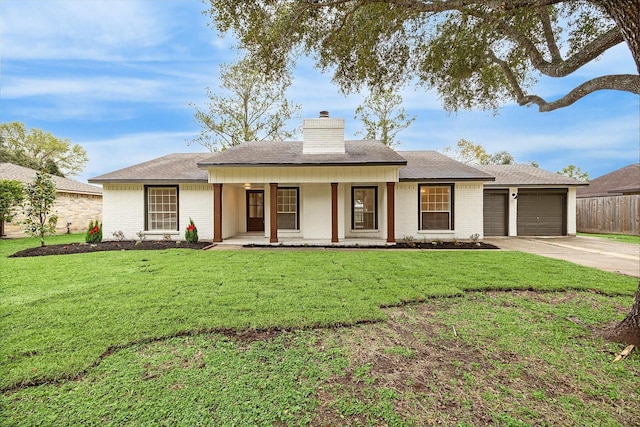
[9,240,213,258]
[311,291,638,426]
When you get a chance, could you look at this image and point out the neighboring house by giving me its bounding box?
[575,164,640,235]
[0,163,103,238]
[577,164,640,198]
[89,113,586,243]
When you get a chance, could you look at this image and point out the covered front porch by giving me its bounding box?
[211,232,395,248]
[210,180,397,245]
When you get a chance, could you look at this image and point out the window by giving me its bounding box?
[277,188,299,230]
[145,186,178,231]
[352,186,377,230]
[420,185,453,230]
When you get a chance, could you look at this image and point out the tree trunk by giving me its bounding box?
[605,281,640,347]
[592,0,640,73]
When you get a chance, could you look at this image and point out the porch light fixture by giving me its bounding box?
[244,182,252,190]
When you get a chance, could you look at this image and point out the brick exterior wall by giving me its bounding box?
[1,191,102,238]
[101,183,214,241]
[395,181,484,241]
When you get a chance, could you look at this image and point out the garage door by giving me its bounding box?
[517,190,566,236]
[484,191,508,236]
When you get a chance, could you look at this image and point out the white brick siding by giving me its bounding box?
[102,184,145,240]
[395,182,484,240]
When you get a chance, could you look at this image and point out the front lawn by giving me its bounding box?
[1,235,638,425]
[578,232,640,244]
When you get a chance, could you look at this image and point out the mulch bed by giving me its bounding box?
[9,240,498,258]
[244,241,498,250]
[9,240,213,258]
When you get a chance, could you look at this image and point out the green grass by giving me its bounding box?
[1,234,638,425]
[578,232,640,244]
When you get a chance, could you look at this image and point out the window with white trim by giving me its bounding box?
[352,186,377,230]
[145,186,178,231]
[277,187,299,230]
[419,185,453,230]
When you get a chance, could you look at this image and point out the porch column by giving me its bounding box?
[213,183,223,243]
[386,182,396,243]
[331,182,339,243]
[270,183,278,243]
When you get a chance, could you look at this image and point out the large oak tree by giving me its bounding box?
[206,0,640,347]
[206,0,639,113]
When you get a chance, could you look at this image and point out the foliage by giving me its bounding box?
[190,57,301,151]
[184,218,199,243]
[442,139,518,165]
[206,1,640,113]
[0,122,88,177]
[0,179,24,227]
[354,88,415,148]
[85,220,102,243]
[21,172,58,247]
[558,164,590,181]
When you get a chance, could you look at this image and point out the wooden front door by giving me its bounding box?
[246,190,265,232]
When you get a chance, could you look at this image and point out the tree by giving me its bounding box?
[0,180,24,237]
[0,122,88,177]
[190,57,301,151]
[206,1,640,113]
[354,88,415,148]
[22,171,58,247]
[486,151,517,165]
[558,164,589,180]
[442,139,517,165]
[606,282,640,348]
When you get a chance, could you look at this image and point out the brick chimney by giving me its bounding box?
[302,111,345,154]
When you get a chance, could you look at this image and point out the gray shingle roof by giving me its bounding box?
[476,164,588,187]
[0,162,102,195]
[197,140,407,167]
[398,151,495,181]
[576,163,639,197]
[89,153,210,183]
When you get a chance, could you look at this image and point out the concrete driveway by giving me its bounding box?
[484,236,640,278]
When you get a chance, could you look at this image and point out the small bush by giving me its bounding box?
[136,231,147,242]
[112,230,125,241]
[184,218,199,243]
[85,220,102,243]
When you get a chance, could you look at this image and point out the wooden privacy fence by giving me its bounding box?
[577,195,640,235]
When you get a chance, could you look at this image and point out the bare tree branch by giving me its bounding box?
[521,74,640,111]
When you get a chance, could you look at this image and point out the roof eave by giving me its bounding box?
[399,177,496,182]
[483,183,589,187]
[197,161,407,168]
[88,178,209,184]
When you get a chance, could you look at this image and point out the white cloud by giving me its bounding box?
[0,0,174,61]
[3,76,163,100]
[79,130,206,182]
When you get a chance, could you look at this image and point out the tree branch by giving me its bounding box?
[538,6,562,63]
[521,74,640,111]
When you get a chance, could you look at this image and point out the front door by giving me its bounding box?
[246,190,264,232]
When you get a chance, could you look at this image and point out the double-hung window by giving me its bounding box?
[277,187,299,230]
[145,186,178,231]
[352,186,377,230]
[419,185,453,230]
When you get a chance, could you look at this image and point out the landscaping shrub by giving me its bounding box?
[85,220,102,243]
[185,218,198,243]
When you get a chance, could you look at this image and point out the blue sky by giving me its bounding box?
[1,0,638,184]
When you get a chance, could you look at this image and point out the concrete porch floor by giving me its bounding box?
[210,232,394,248]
